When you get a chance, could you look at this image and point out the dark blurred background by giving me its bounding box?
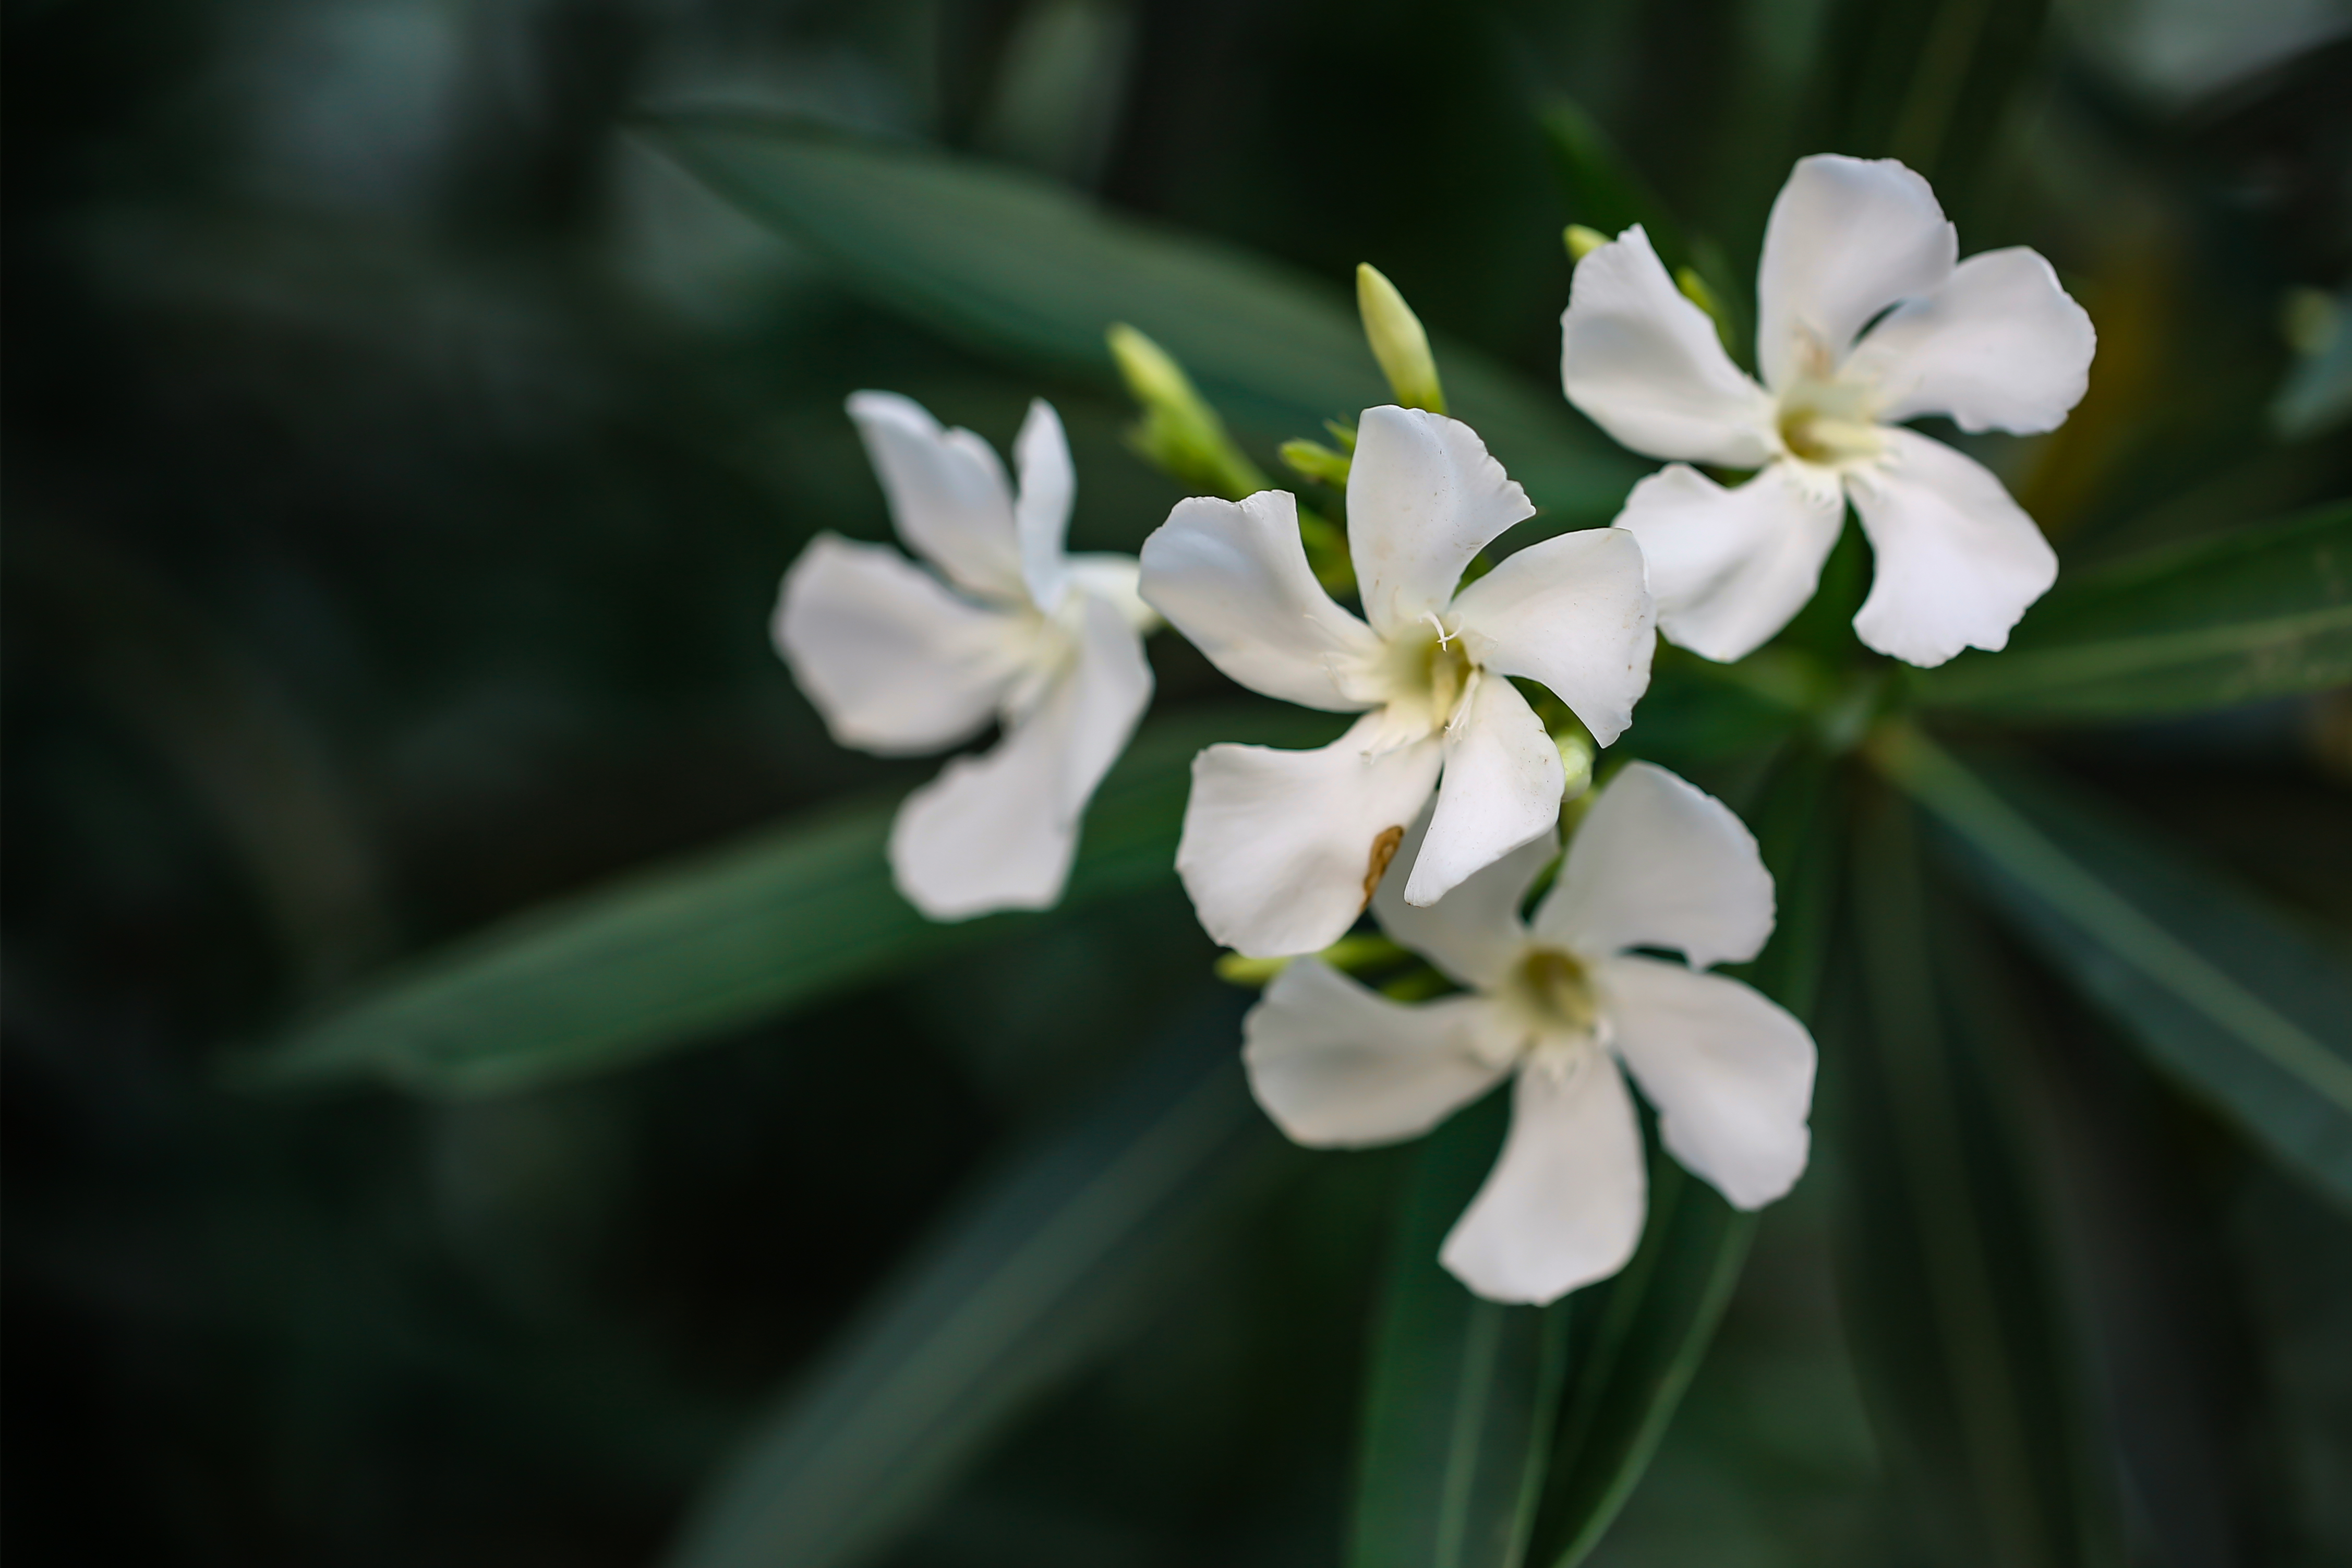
[6,0,2349,1562]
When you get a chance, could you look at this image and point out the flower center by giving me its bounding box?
[1511,946,1598,1035]
[1773,371,1883,470]
[1382,616,1476,730]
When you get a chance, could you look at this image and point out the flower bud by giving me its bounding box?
[1674,265,1735,353]
[1356,263,1446,414]
[1278,438,1352,488]
[1106,324,1268,499]
[1563,224,1609,262]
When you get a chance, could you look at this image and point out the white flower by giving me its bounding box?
[1137,405,1654,959]
[1563,153,2095,667]
[775,391,1156,920]
[1243,762,1815,1305]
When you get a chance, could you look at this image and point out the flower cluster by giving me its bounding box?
[772,154,2092,1304]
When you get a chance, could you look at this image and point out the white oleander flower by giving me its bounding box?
[1243,762,1815,1304]
[1138,405,1654,959]
[775,392,1156,920]
[1563,153,2095,667]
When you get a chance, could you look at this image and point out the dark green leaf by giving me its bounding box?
[1829,787,2119,1567]
[1350,1092,1570,1568]
[1873,726,2352,1205]
[1917,501,2352,721]
[665,997,1270,1568]
[638,113,1643,523]
[239,706,1331,1096]
[1524,743,1836,1567]
[1537,100,1686,266]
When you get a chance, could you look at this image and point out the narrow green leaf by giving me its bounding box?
[1523,744,1837,1568]
[1917,502,2352,720]
[1350,1092,1570,1568]
[239,706,1331,1097]
[1536,99,1686,266]
[665,997,1269,1568]
[1872,725,2352,1205]
[638,113,1642,523]
[1830,788,2119,1567]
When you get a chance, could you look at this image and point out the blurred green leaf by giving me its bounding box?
[1524,745,1835,1567]
[1537,100,1686,267]
[241,706,1331,1097]
[1874,726,2352,1206]
[1350,1092,1569,1568]
[638,113,1643,522]
[1918,502,2352,720]
[1809,0,2051,204]
[1832,788,2119,1567]
[665,997,1269,1568]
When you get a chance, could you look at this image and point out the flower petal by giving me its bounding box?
[1449,527,1655,746]
[1756,155,1955,394]
[1242,961,1509,1148]
[1175,712,1444,958]
[1560,225,1777,467]
[1064,553,1159,632]
[1346,406,1537,637]
[1439,1059,1646,1305]
[1841,248,2096,435]
[889,595,1152,920]
[773,533,1024,755]
[1534,761,1773,969]
[1012,398,1075,610]
[1847,428,2058,667]
[1405,674,1564,907]
[1372,804,1551,990]
[1139,490,1383,711]
[1614,461,1847,662]
[1599,955,1814,1209]
[847,391,1027,601]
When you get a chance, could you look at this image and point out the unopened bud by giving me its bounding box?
[1106,324,1268,500]
[1356,263,1446,414]
[1674,266,1735,353]
[1280,438,1352,489]
[1564,224,1609,262]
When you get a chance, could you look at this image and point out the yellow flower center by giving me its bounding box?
[1383,617,1475,730]
[1507,947,1599,1037]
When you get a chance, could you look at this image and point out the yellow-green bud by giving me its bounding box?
[1674,266,1735,353]
[1106,323,1269,500]
[1563,224,1609,262]
[1356,263,1446,414]
[1279,438,1352,489]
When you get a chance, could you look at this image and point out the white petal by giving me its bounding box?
[1242,961,1509,1148]
[889,595,1152,920]
[1449,527,1655,746]
[1346,406,1538,636]
[1560,226,1777,467]
[1534,761,1773,969]
[1405,674,1564,907]
[847,391,1027,601]
[1841,248,2096,435]
[1063,553,1159,632]
[773,533,1023,755]
[1139,490,1383,711]
[1175,711,1444,958]
[1439,1059,1646,1305]
[1371,804,1551,991]
[1614,461,1848,662]
[1599,956,1814,1209]
[1756,156,1955,394]
[1013,399,1075,610]
[1847,428,2059,667]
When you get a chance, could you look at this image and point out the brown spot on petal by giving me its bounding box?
[1362,825,1406,906]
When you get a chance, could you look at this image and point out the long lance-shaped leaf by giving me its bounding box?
[1349,1091,1571,1568]
[1831,789,2119,1568]
[665,994,1269,1568]
[238,705,1332,1097]
[636,113,1643,523]
[1871,724,2352,1206]
[1521,744,1841,1568]
[1917,501,2352,720]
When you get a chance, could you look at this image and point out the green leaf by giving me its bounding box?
[239,706,1332,1097]
[1350,1091,1571,1568]
[1537,99,1686,266]
[1523,743,1837,1567]
[638,113,1643,523]
[1872,725,2352,1205]
[1917,501,2352,720]
[665,998,1270,1568]
[1830,788,2119,1567]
